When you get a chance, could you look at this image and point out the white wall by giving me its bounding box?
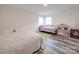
[51,8,79,29]
[0,5,79,33]
[0,5,38,32]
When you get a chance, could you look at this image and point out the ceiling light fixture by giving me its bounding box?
[43,4,47,6]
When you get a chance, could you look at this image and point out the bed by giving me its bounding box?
[39,25,57,35]
[0,30,41,54]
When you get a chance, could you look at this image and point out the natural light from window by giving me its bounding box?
[38,17,44,26]
[38,16,52,26]
[45,17,52,25]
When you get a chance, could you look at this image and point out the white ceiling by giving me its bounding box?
[7,4,79,16]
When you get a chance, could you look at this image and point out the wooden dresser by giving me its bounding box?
[70,29,79,39]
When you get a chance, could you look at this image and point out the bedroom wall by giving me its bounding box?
[0,5,39,32]
[0,5,79,33]
[51,8,79,29]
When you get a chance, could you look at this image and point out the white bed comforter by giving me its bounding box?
[0,31,41,54]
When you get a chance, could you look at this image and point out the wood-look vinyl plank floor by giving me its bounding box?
[35,34,79,54]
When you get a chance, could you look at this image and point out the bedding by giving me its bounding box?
[0,31,41,54]
[39,25,57,35]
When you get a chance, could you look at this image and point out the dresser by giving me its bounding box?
[70,29,79,39]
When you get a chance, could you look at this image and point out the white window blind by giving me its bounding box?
[38,16,52,26]
[45,17,52,25]
[38,17,44,26]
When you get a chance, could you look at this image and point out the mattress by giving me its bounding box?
[39,26,57,33]
[0,31,41,54]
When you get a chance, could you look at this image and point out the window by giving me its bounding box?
[38,16,52,26]
[45,17,52,25]
[38,17,44,26]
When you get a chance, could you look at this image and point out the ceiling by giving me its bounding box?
[7,4,79,16]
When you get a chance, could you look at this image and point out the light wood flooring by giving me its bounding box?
[35,34,79,54]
